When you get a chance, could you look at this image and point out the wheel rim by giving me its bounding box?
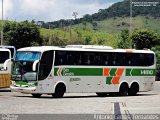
[120,84,128,96]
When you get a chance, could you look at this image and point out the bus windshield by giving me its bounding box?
[12,51,41,81]
[15,51,41,61]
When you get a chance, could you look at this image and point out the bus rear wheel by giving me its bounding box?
[128,83,139,96]
[119,83,129,96]
[52,84,66,98]
[32,94,42,98]
[96,92,107,97]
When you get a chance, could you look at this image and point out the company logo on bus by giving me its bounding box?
[141,70,154,75]
[63,68,74,76]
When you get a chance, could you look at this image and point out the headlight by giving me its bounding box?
[11,81,15,85]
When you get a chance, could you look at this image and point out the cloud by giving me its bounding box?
[20,0,55,16]
[0,0,13,19]
[0,0,123,22]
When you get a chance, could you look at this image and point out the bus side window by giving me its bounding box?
[81,52,95,65]
[55,51,67,66]
[126,54,132,66]
[60,58,63,64]
[73,52,81,65]
[66,51,81,65]
[81,53,88,65]
[38,51,53,80]
[102,55,109,66]
[55,51,82,66]
[85,55,90,65]
[66,52,73,65]
[89,55,94,65]
[146,54,154,66]
[94,54,101,66]
[136,53,146,66]
[110,53,116,66]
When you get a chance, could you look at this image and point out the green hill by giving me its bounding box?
[39,0,160,48]
[40,27,120,48]
[42,0,160,29]
[40,16,160,48]
[74,16,160,34]
[92,0,160,21]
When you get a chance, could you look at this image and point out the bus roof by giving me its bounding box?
[0,48,11,52]
[17,46,155,54]
[0,45,15,49]
[0,46,16,58]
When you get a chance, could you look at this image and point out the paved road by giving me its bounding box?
[0,81,160,120]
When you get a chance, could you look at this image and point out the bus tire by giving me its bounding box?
[53,83,66,98]
[32,94,42,98]
[96,93,107,97]
[119,83,129,96]
[128,83,139,96]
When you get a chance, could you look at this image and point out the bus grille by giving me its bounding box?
[0,74,11,88]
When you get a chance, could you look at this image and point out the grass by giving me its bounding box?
[74,16,160,34]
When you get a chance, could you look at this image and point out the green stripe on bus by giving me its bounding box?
[106,77,112,84]
[54,68,103,76]
[126,69,155,76]
[110,68,117,76]
[126,69,132,76]
[54,67,155,77]
[54,68,59,76]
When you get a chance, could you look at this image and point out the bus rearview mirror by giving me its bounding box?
[32,60,40,71]
[3,59,12,70]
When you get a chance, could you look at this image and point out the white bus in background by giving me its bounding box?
[0,48,12,88]
[0,46,16,88]
[10,45,156,98]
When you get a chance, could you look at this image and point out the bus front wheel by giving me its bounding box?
[52,84,66,98]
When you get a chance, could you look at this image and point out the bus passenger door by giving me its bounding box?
[37,50,54,93]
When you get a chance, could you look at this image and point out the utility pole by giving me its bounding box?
[129,0,132,48]
[69,22,72,42]
[1,0,3,45]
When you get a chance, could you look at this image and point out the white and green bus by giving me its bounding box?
[10,45,156,98]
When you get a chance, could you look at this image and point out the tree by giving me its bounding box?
[84,36,92,45]
[36,21,45,28]
[72,12,78,24]
[82,22,87,30]
[131,29,159,49]
[83,14,92,23]
[118,29,130,48]
[151,47,160,80]
[48,35,67,46]
[4,21,41,49]
[92,22,98,30]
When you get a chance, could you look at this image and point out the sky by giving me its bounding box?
[0,0,123,22]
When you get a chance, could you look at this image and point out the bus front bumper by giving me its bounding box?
[10,85,36,94]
